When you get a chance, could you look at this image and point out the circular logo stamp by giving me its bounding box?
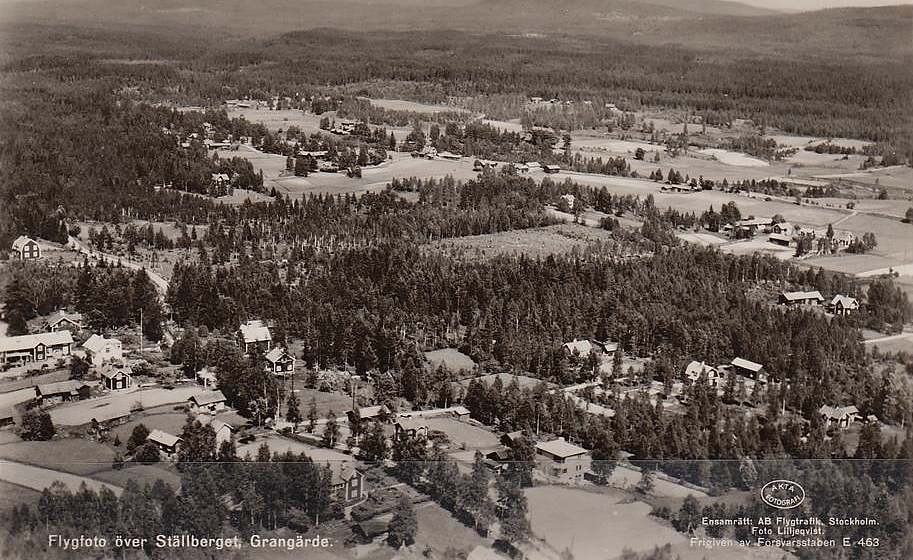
[760,479,805,509]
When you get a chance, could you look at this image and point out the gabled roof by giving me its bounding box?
[189,390,226,406]
[830,295,859,308]
[780,290,824,302]
[351,405,390,420]
[685,360,719,379]
[46,310,83,328]
[147,429,181,448]
[196,414,232,433]
[83,334,120,354]
[99,366,130,379]
[239,320,271,344]
[536,438,587,459]
[36,380,89,396]
[503,430,524,443]
[264,347,293,363]
[731,357,763,372]
[12,236,37,251]
[394,418,427,432]
[0,331,73,353]
[819,405,860,420]
[562,338,594,355]
[326,462,362,486]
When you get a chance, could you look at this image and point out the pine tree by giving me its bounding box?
[387,495,417,548]
[285,393,302,428]
[322,410,339,448]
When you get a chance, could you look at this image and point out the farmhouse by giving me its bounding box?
[100,365,132,390]
[394,418,428,440]
[542,164,561,174]
[264,347,295,376]
[730,357,767,382]
[328,462,366,502]
[684,360,721,387]
[535,437,590,484]
[82,334,123,367]
[0,331,74,366]
[828,295,859,315]
[239,320,272,354]
[348,405,391,424]
[562,338,595,357]
[196,415,233,445]
[41,310,83,333]
[778,291,824,306]
[11,235,41,260]
[35,380,91,403]
[819,405,860,429]
[771,222,794,236]
[188,390,227,413]
[147,429,182,454]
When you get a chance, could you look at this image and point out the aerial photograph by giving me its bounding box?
[0,0,910,558]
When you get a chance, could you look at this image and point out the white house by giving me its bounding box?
[239,320,271,354]
[535,437,590,484]
[82,334,123,367]
[684,360,721,387]
[196,414,233,446]
[819,405,860,429]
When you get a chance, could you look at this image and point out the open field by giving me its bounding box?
[424,348,476,372]
[92,464,181,490]
[526,486,686,559]
[0,439,115,475]
[428,223,614,259]
[225,107,327,135]
[0,387,39,409]
[48,385,207,426]
[236,434,352,463]
[287,387,353,418]
[362,97,469,115]
[414,501,489,556]
[423,418,500,450]
[0,460,122,495]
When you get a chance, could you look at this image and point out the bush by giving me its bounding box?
[134,441,161,463]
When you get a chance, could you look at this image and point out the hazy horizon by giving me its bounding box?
[738,0,913,10]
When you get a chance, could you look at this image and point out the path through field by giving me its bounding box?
[0,460,122,495]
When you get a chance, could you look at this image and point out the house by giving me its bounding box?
[535,437,590,484]
[264,347,295,376]
[394,418,428,440]
[778,291,824,306]
[35,380,91,403]
[828,295,859,315]
[82,334,123,367]
[562,338,595,357]
[239,320,272,354]
[196,415,233,446]
[328,462,366,502]
[542,164,561,174]
[684,360,721,387]
[196,367,217,388]
[831,231,856,249]
[100,365,132,390]
[348,405,391,424]
[730,357,767,382]
[768,233,792,247]
[42,311,83,333]
[11,236,41,260]
[819,405,860,429]
[147,429,182,454]
[210,173,230,186]
[450,405,471,419]
[771,222,794,236]
[0,331,74,366]
[188,390,227,413]
[501,430,525,447]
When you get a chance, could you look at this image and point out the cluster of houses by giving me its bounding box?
[238,320,296,377]
[778,291,859,315]
[684,356,769,387]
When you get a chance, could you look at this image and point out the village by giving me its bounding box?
[0,228,896,560]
